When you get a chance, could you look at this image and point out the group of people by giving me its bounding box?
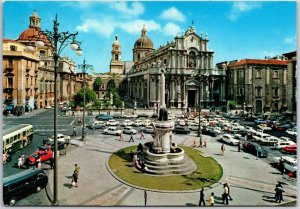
[17,154,31,169]
[198,182,233,206]
[193,139,207,148]
[119,131,146,143]
[130,145,147,172]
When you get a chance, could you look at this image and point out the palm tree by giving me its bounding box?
[94,77,103,99]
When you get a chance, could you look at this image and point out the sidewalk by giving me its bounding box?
[45,134,297,206]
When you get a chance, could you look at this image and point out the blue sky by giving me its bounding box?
[3,1,296,73]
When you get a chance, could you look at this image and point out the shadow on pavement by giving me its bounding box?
[63,183,73,189]
[262,195,277,203]
[185,203,197,206]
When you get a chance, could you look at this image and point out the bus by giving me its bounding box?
[3,124,34,154]
[3,168,48,205]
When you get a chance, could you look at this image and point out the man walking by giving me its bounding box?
[199,188,205,206]
[144,190,147,206]
[221,144,225,156]
[140,131,145,140]
[129,133,134,142]
[75,164,80,176]
[222,183,229,205]
[119,132,124,141]
[72,127,77,136]
[238,141,241,152]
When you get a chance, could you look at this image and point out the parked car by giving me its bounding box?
[188,124,199,131]
[282,144,297,155]
[178,120,186,126]
[168,114,175,120]
[272,124,288,132]
[137,113,149,118]
[202,127,218,137]
[143,126,154,134]
[151,113,158,119]
[3,104,15,115]
[133,119,143,127]
[273,156,297,173]
[286,128,297,136]
[172,126,190,134]
[255,119,268,124]
[123,127,137,135]
[221,134,239,145]
[28,146,53,165]
[112,113,124,118]
[87,121,106,129]
[122,120,133,126]
[242,142,268,158]
[257,124,272,131]
[47,134,70,144]
[103,127,122,136]
[274,141,295,149]
[106,119,119,126]
[252,132,270,143]
[142,119,152,126]
[95,114,113,121]
[260,136,279,146]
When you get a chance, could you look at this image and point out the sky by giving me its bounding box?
[3,1,297,73]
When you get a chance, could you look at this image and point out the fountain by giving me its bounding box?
[141,62,196,176]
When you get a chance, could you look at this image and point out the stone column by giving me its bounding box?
[157,75,160,107]
[177,78,182,108]
[160,65,166,108]
[170,76,175,108]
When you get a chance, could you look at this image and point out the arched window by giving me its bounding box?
[115,54,118,61]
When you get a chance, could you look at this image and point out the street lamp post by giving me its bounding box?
[77,59,93,141]
[28,14,82,205]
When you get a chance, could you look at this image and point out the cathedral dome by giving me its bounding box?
[17,27,51,45]
[134,26,153,49]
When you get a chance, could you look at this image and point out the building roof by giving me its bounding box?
[134,26,153,49]
[283,50,297,59]
[17,27,51,46]
[3,38,19,43]
[228,59,288,67]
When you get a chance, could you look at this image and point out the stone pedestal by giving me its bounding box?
[153,120,174,153]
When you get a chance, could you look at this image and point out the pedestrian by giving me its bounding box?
[226,183,233,200]
[3,152,7,165]
[278,157,285,175]
[238,141,241,152]
[140,131,145,140]
[129,132,134,142]
[119,132,124,141]
[75,164,80,176]
[21,154,25,166]
[137,143,143,152]
[221,144,225,156]
[24,156,30,169]
[49,156,54,170]
[199,139,203,148]
[72,111,75,116]
[72,127,77,136]
[203,138,207,148]
[18,156,23,168]
[222,183,229,205]
[144,190,147,206]
[199,188,205,206]
[275,182,284,203]
[193,140,197,148]
[63,143,67,156]
[37,156,42,169]
[209,192,214,206]
[71,170,78,187]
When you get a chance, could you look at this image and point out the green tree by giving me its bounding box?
[103,100,111,109]
[73,87,97,107]
[228,100,237,110]
[93,77,103,99]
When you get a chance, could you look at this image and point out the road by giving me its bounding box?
[2,110,297,206]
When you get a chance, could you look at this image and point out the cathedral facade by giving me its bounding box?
[109,26,227,109]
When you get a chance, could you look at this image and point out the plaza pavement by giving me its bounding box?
[45,131,297,206]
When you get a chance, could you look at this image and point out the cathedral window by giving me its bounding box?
[188,51,196,68]
[115,54,118,61]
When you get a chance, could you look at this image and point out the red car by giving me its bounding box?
[28,146,53,165]
[282,144,297,155]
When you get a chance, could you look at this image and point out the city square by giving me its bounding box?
[2,1,297,207]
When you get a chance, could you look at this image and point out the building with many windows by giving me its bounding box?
[220,58,288,114]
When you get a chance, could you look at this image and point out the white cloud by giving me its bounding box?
[284,36,296,44]
[227,2,262,21]
[160,7,185,22]
[76,19,115,38]
[119,19,161,34]
[163,22,181,37]
[110,2,144,17]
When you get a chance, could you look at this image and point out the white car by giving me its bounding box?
[213,127,222,134]
[168,114,175,120]
[143,126,154,134]
[178,120,186,126]
[123,127,137,135]
[133,119,143,126]
[106,119,119,126]
[260,136,279,145]
[258,124,272,131]
[48,134,70,144]
[273,156,297,173]
[188,124,199,131]
[221,134,239,145]
[234,134,243,140]
[252,132,270,142]
[103,127,122,136]
[274,141,295,149]
[143,119,152,126]
[279,136,294,143]
[122,120,133,126]
[286,129,297,136]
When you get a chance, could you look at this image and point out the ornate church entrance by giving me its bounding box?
[188,90,196,107]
